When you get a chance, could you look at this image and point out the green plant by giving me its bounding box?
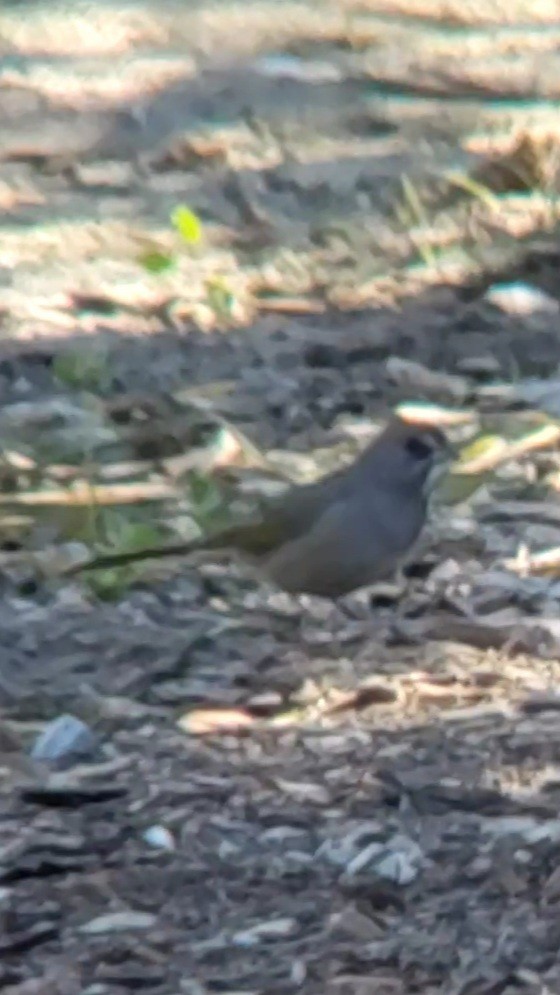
[85,511,169,600]
[395,175,438,269]
[137,205,238,323]
[171,205,203,244]
[53,344,112,392]
[138,249,176,274]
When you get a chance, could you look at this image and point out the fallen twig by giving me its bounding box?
[0,480,177,507]
[457,423,560,475]
[504,544,560,577]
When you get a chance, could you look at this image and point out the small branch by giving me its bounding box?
[0,480,177,508]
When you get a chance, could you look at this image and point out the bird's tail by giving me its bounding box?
[64,536,207,576]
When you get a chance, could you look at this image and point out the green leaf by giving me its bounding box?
[439,470,490,506]
[85,519,170,600]
[205,277,235,319]
[115,521,165,552]
[138,250,176,274]
[100,511,166,553]
[187,469,226,530]
[171,205,203,244]
[458,434,505,464]
[53,345,110,391]
[87,568,132,601]
[188,469,221,510]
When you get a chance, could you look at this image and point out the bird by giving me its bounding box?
[67,415,453,597]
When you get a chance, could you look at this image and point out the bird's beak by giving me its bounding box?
[425,439,456,493]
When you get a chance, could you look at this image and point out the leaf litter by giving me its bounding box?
[5,2,560,993]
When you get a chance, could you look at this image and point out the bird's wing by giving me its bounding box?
[213,473,345,557]
[264,499,399,597]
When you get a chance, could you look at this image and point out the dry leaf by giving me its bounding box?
[178,708,256,736]
[274,778,330,804]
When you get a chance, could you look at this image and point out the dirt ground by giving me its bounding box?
[4,1,560,993]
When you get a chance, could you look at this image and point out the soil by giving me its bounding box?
[2,2,560,993]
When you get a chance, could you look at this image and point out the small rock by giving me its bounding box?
[317,823,385,868]
[484,281,559,316]
[31,714,98,766]
[427,558,464,585]
[253,55,342,82]
[345,841,384,876]
[375,849,420,885]
[467,855,492,879]
[143,825,175,851]
[79,911,157,935]
[346,834,424,884]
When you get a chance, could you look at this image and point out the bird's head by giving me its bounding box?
[358,416,455,497]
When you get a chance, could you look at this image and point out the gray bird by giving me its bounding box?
[69,415,453,597]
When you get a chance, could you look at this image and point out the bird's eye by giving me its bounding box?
[405,435,434,460]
